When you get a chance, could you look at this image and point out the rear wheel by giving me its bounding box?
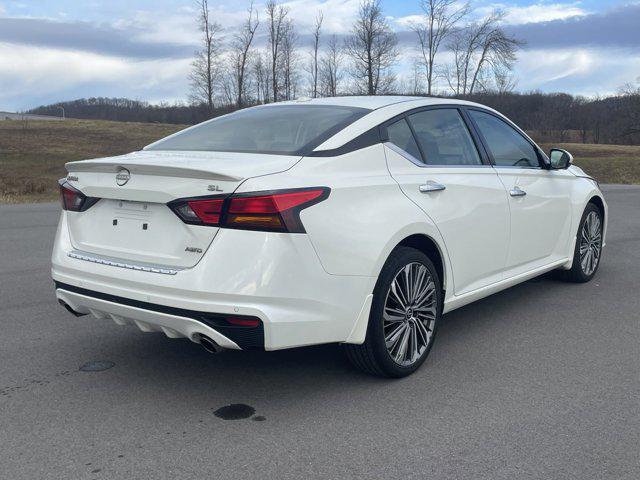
[557,203,603,283]
[345,247,442,378]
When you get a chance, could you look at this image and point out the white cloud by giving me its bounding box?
[514,47,640,96]
[479,2,588,25]
[394,14,424,29]
[282,0,361,34]
[114,10,200,46]
[0,42,190,110]
[395,2,588,31]
[517,48,594,83]
[113,4,258,47]
[108,0,361,50]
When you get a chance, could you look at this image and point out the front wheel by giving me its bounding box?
[557,203,603,283]
[345,247,442,378]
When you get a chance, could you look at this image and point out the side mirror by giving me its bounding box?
[549,148,573,169]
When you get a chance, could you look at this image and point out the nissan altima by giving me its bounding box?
[52,96,606,377]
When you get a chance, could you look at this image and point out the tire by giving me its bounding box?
[556,203,603,283]
[345,247,442,378]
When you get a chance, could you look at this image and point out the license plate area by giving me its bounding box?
[66,199,219,268]
[113,200,154,230]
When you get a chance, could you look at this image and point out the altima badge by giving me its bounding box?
[185,247,203,253]
[116,167,131,186]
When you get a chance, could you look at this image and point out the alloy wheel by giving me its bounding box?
[580,211,602,276]
[383,262,437,366]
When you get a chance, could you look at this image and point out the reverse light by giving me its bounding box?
[168,187,330,233]
[59,180,99,212]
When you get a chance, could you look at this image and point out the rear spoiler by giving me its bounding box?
[65,161,243,182]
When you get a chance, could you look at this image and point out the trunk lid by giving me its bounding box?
[64,150,300,268]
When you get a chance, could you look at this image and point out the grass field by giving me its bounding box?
[0,119,184,203]
[1,119,639,203]
[539,142,640,185]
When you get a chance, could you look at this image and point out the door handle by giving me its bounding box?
[509,186,527,197]
[419,181,446,193]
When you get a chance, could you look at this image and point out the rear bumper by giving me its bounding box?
[56,282,262,350]
[52,212,376,350]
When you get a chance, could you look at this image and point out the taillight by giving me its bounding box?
[172,198,225,226]
[168,187,329,233]
[59,180,99,212]
[225,188,328,233]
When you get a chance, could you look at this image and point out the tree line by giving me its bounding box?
[27,0,640,145]
[28,89,640,146]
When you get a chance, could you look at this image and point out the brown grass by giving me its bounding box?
[0,119,185,203]
[1,120,638,203]
[539,142,640,185]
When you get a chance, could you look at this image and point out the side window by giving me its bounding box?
[407,109,482,166]
[468,110,540,168]
[386,118,422,161]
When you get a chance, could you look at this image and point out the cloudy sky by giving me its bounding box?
[1,0,639,111]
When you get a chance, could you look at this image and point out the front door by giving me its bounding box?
[384,107,510,295]
[467,109,573,277]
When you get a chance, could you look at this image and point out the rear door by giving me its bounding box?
[384,107,510,295]
[466,108,573,276]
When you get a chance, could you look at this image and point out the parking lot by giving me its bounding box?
[1,185,639,479]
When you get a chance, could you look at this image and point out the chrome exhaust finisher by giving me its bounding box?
[199,335,222,354]
[58,299,87,317]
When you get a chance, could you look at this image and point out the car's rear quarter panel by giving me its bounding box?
[236,144,451,288]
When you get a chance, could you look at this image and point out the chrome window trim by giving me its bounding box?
[68,250,181,275]
[491,165,543,170]
[384,142,493,169]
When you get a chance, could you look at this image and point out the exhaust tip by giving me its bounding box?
[58,299,87,317]
[199,335,222,354]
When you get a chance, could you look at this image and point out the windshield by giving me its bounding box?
[146,104,370,155]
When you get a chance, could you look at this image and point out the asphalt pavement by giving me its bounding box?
[1,185,639,479]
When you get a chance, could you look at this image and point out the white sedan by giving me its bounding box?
[52,96,606,377]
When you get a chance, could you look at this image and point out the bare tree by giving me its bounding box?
[442,29,465,95]
[309,12,324,98]
[344,0,398,95]
[412,0,469,96]
[493,64,517,94]
[266,1,289,102]
[189,0,223,113]
[252,52,271,104]
[280,19,298,100]
[407,59,425,95]
[445,10,522,95]
[319,34,344,96]
[219,73,236,106]
[230,2,259,107]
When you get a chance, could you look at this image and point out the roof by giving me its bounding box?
[278,95,489,112]
[311,97,496,152]
[279,95,425,110]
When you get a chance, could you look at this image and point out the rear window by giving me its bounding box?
[146,104,369,155]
